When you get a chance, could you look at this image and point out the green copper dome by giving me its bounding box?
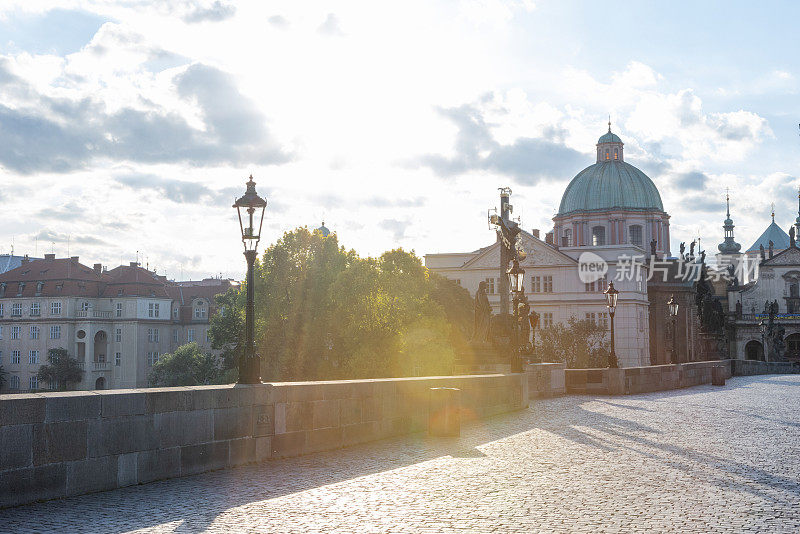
[558,161,664,215]
[598,131,622,144]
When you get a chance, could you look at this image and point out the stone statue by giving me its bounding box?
[470,281,492,344]
[679,242,686,258]
[726,263,736,286]
[772,325,786,360]
[769,240,774,258]
[699,250,706,265]
[528,309,540,331]
[791,226,796,248]
[735,300,743,317]
[650,239,657,256]
[760,244,765,261]
[689,240,696,258]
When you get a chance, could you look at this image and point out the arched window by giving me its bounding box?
[605,149,609,160]
[592,226,606,246]
[563,228,572,247]
[791,283,798,297]
[629,225,643,246]
[614,148,619,160]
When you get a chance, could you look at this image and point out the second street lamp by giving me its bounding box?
[507,259,525,372]
[604,280,620,368]
[667,294,679,364]
[233,175,267,385]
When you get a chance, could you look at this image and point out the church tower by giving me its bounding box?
[716,192,742,283]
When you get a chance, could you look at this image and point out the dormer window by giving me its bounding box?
[0,282,6,297]
[17,282,25,296]
[36,281,44,296]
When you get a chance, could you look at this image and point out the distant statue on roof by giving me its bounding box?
[699,250,706,265]
[689,240,696,258]
[760,244,765,261]
[649,239,657,257]
[769,240,774,258]
[791,226,796,248]
[679,242,685,259]
[735,300,742,317]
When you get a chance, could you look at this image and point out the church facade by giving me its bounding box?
[426,126,659,367]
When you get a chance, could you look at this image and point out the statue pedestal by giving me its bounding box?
[698,332,726,361]
[454,345,511,375]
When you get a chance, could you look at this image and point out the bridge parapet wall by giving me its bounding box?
[0,373,526,508]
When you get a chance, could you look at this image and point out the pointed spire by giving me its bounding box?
[726,187,730,218]
[719,190,741,254]
[608,115,611,133]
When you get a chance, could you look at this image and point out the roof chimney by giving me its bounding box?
[44,253,55,261]
[531,229,540,239]
[545,232,554,245]
[130,262,139,267]
[70,256,79,262]
[93,263,102,275]
[22,255,30,264]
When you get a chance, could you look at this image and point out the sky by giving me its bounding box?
[0,0,799,280]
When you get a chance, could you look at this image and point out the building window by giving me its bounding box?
[629,225,643,247]
[115,328,122,343]
[605,149,609,160]
[585,281,595,292]
[30,326,40,340]
[149,303,160,318]
[148,328,159,343]
[614,148,619,160]
[10,375,20,389]
[585,312,596,323]
[11,326,20,340]
[172,329,179,343]
[147,352,159,366]
[0,303,4,316]
[543,276,553,293]
[542,313,554,328]
[0,326,3,340]
[531,276,541,293]
[188,329,195,343]
[194,304,207,319]
[485,278,495,294]
[11,303,22,317]
[50,325,61,339]
[563,229,572,247]
[29,376,38,390]
[116,303,123,317]
[51,301,62,315]
[29,350,39,364]
[205,330,211,343]
[600,312,609,329]
[0,350,2,363]
[30,302,40,316]
[115,352,121,366]
[11,350,21,364]
[173,307,179,319]
[80,301,89,312]
[592,226,606,246]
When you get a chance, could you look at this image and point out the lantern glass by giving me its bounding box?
[667,295,678,317]
[604,280,619,313]
[233,175,267,253]
[507,260,525,293]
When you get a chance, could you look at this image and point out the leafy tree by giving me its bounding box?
[537,316,610,368]
[148,343,224,387]
[209,286,246,371]
[209,227,473,381]
[37,348,84,390]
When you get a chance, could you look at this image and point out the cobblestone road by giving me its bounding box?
[2,375,799,533]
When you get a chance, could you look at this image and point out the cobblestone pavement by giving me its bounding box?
[2,375,799,533]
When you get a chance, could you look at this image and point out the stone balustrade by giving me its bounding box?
[0,373,527,508]
[564,361,733,395]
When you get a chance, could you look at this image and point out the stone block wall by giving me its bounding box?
[564,361,733,395]
[0,373,526,508]
[731,360,800,376]
[524,363,565,398]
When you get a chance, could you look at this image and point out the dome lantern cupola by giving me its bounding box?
[718,192,741,254]
[596,119,624,163]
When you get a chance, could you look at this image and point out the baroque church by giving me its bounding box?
[426,124,673,367]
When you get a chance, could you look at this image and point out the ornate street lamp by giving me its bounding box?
[233,175,267,384]
[667,294,679,364]
[604,280,620,368]
[759,319,767,362]
[507,259,525,372]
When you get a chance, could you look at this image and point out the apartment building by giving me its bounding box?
[0,254,237,392]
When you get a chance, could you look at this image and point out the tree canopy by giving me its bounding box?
[210,227,472,381]
[537,316,610,368]
[36,348,84,390]
[148,343,230,387]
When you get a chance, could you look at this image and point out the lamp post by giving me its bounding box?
[667,294,679,364]
[759,319,767,362]
[507,259,525,373]
[604,280,620,368]
[233,175,267,384]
